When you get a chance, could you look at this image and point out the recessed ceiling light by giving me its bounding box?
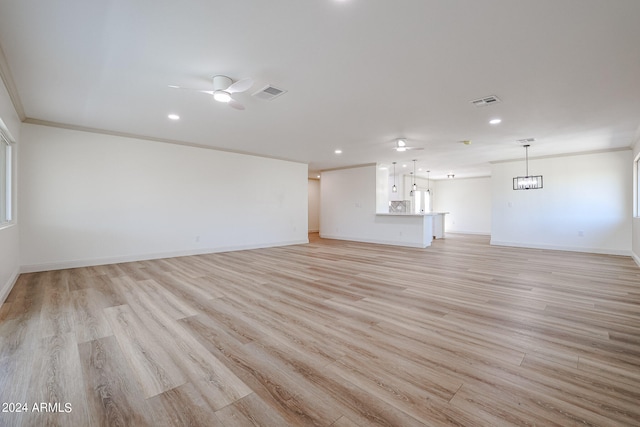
[168,114,180,120]
[334,149,342,154]
[317,175,321,178]
[489,118,502,125]
[402,164,407,168]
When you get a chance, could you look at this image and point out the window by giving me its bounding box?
[0,119,13,225]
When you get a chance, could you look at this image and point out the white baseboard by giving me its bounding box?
[632,250,640,268]
[0,267,20,304]
[445,230,491,236]
[20,239,309,274]
[319,234,430,248]
[490,239,633,257]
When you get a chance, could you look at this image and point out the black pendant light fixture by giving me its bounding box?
[427,170,431,193]
[409,172,414,196]
[412,160,417,192]
[513,144,543,190]
[392,162,397,193]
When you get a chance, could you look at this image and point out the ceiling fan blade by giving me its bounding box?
[226,78,254,94]
[168,85,212,94]
[228,98,245,110]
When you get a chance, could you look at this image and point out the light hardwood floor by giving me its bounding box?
[1,233,639,426]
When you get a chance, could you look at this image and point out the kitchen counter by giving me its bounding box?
[376,212,448,240]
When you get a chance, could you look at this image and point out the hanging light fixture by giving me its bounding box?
[392,162,397,193]
[409,172,415,196]
[513,144,543,190]
[412,160,417,192]
[427,170,431,193]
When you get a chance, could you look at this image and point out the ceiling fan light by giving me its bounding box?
[397,139,406,147]
[213,90,231,103]
[396,147,407,152]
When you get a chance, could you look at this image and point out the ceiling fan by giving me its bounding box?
[169,75,254,110]
[393,139,424,152]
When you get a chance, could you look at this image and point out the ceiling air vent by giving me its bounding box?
[470,95,501,107]
[252,85,287,101]
[516,138,536,144]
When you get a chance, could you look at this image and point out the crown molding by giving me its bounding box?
[23,118,308,166]
[490,147,632,164]
[0,42,26,121]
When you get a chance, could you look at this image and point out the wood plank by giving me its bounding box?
[116,278,253,411]
[79,336,157,427]
[146,382,223,426]
[71,288,113,344]
[103,304,187,398]
[24,332,89,427]
[214,393,291,427]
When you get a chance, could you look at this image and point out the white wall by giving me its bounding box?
[0,76,20,302]
[308,178,320,232]
[321,165,376,241]
[19,123,308,271]
[491,149,632,255]
[436,177,491,234]
[320,165,429,247]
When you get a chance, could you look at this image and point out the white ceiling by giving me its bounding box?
[1,0,639,179]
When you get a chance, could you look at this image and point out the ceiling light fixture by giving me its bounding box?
[489,118,502,125]
[392,162,397,193]
[167,114,180,120]
[213,90,231,103]
[427,170,431,193]
[409,172,415,196]
[447,173,455,179]
[412,160,417,192]
[513,144,543,190]
[334,149,342,154]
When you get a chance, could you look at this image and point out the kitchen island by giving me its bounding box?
[374,212,448,248]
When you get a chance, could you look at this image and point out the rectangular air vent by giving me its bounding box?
[470,95,501,107]
[252,85,287,101]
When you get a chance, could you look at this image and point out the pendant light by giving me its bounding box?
[427,170,430,193]
[513,144,543,190]
[392,162,397,193]
[412,160,417,191]
[409,172,414,196]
